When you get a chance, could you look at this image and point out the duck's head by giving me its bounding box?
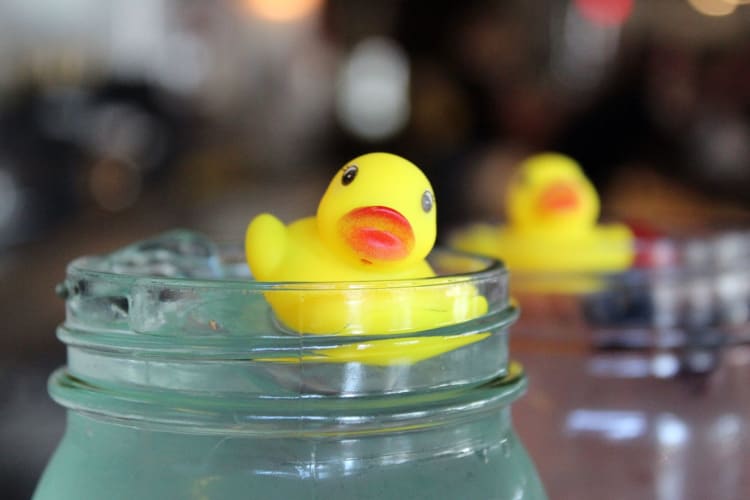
[506,153,599,234]
[317,153,436,269]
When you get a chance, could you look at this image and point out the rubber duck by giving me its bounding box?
[451,153,633,287]
[246,152,488,365]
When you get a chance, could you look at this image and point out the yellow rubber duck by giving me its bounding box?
[246,152,488,365]
[451,153,633,290]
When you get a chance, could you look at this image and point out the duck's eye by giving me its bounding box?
[342,165,358,186]
[421,190,434,213]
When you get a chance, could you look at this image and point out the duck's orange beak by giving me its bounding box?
[537,181,580,214]
[340,206,414,263]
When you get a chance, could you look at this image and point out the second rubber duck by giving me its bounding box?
[451,153,634,275]
[246,152,488,365]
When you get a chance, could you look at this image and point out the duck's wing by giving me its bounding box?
[245,213,287,280]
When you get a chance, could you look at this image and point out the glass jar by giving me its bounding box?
[34,231,546,499]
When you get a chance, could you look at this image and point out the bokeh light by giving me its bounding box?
[687,0,737,16]
[335,37,410,142]
[243,0,323,23]
[574,0,634,26]
[552,1,621,92]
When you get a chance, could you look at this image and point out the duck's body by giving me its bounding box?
[246,153,488,365]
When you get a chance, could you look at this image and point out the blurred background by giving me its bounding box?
[3,0,750,498]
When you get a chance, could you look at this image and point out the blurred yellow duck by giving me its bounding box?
[452,153,634,277]
[246,152,488,365]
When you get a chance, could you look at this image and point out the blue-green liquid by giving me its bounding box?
[35,412,545,500]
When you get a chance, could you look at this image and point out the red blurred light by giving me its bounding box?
[574,0,634,26]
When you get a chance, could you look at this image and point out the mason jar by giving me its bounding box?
[33,231,545,499]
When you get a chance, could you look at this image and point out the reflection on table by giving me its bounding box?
[513,337,750,500]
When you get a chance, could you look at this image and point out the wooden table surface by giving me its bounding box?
[512,334,750,500]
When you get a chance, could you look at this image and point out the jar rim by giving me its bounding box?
[65,245,507,291]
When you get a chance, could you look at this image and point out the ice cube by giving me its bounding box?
[106,229,222,279]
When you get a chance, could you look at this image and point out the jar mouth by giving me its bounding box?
[64,230,505,290]
[56,230,515,397]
